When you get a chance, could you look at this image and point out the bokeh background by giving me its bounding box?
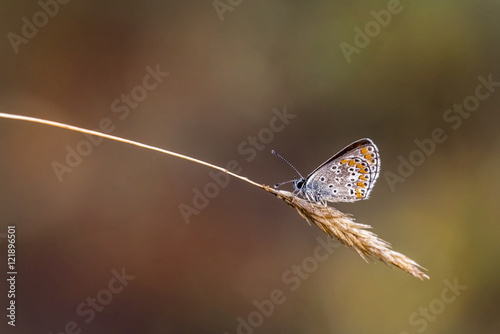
[1,0,500,333]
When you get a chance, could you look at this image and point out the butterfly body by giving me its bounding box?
[282,139,380,204]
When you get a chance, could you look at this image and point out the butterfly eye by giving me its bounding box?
[348,167,354,172]
[328,184,334,188]
[336,169,341,174]
[320,176,326,182]
[331,166,337,170]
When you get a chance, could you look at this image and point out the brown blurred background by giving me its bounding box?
[1,0,500,333]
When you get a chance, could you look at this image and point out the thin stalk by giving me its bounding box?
[0,112,265,189]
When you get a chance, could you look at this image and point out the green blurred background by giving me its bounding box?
[1,0,499,333]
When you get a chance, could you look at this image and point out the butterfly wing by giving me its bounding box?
[303,138,380,203]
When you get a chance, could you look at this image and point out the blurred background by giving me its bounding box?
[0,0,499,333]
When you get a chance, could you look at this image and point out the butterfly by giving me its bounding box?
[273,138,380,205]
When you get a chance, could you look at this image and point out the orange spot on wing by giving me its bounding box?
[348,159,356,166]
[359,175,368,181]
[357,182,366,188]
[340,159,349,164]
[361,147,369,154]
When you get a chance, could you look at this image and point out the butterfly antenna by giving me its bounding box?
[271,150,304,179]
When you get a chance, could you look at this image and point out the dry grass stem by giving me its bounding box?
[0,112,429,279]
[0,112,264,188]
[264,186,429,280]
